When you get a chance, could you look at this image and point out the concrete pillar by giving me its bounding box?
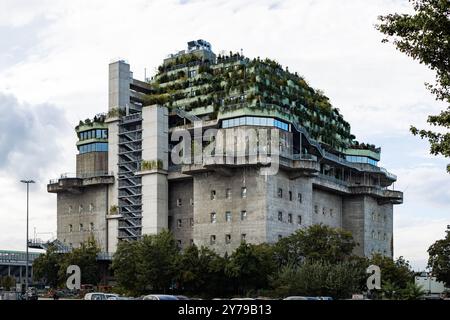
[106,118,120,211]
[139,105,169,235]
[108,60,131,112]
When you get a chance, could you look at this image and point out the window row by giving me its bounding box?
[371,230,388,241]
[175,198,194,207]
[209,233,247,245]
[79,142,108,154]
[79,129,108,141]
[175,218,194,228]
[371,212,387,223]
[68,223,95,233]
[277,188,302,203]
[210,211,247,223]
[210,187,247,200]
[222,116,289,131]
[314,205,335,217]
[277,212,302,225]
[345,155,378,166]
[67,204,96,214]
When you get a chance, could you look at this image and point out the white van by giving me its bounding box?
[84,292,107,300]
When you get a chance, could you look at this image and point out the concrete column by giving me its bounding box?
[107,214,121,253]
[139,105,169,235]
[106,118,120,211]
[108,60,131,112]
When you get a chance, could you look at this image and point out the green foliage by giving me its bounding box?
[111,240,142,296]
[370,253,415,290]
[377,0,450,172]
[0,276,16,291]
[427,229,450,287]
[176,245,229,297]
[32,244,62,288]
[107,107,125,118]
[225,243,277,295]
[135,230,180,293]
[141,159,164,171]
[273,224,356,266]
[270,260,362,299]
[58,237,101,286]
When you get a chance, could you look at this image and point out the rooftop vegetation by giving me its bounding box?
[144,51,365,151]
[76,113,107,130]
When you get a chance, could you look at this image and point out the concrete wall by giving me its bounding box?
[141,105,169,235]
[109,60,131,111]
[107,119,119,211]
[168,179,194,248]
[56,185,108,251]
[76,152,108,176]
[311,188,342,228]
[193,167,268,255]
[343,195,393,257]
[265,171,313,243]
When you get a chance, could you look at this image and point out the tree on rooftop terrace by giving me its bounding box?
[377,0,450,173]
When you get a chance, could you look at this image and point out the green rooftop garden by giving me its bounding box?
[143,51,362,151]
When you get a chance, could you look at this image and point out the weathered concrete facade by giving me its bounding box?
[49,44,402,259]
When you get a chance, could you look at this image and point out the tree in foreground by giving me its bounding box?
[376,0,450,172]
[32,244,62,288]
[427,228,450,287]
[111,240,142,295]
[225,243,277,296]
[270,259,362,299]
[58,237,101,286]
[273,224,356,266]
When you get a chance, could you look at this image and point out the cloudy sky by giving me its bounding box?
[0,0,448,270]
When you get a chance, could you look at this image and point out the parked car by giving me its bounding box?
[105,293,120,300]
[283,296,319,300]
[84,292,107,300]
[25,287,38,301]
[142,294,178,300]
[175,295,190,300]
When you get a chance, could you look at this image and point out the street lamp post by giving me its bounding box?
[20,179,35,295]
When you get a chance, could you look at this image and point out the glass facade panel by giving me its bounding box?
[79,142,108,154]
[221,116,289,131]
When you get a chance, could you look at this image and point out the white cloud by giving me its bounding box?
[0,0,448,264]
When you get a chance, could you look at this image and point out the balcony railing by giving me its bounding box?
[49,171,114,184]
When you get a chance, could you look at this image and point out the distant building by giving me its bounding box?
[415,272,447,295]
[48,40,402,256]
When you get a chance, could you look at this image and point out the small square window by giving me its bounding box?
[314,205,318,214]
[177,199,182,207]
[225,234,231,244]
[90,222,94,231]
[79,224,83,232]
[69,224,73,233]
[210,235,216,245]
[278,234,283,240]
[241,234,246,242]
[225,211,232,222]
[210,213,216,224]
[297,215,302,225]
[288,213,293,223]
[190,239,194,246]
[322,207,326,215]
[330,208,333,217]
[240,210,247,221]
[177,219,182,228]
[226,188,232,199]
[289,191,292,201]
[241,187,247,198]
[177,240,182,248]
[211,190,216,200]
[278,211,283,222]
[277,188,283,198]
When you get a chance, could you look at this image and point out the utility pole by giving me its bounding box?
[20,179,35,296]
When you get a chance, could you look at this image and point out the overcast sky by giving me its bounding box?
[0,0,448,270]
